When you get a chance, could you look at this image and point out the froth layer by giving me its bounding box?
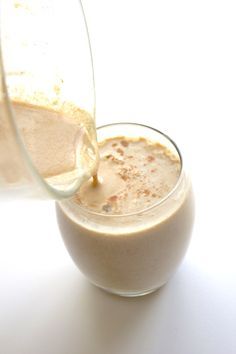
[75,137,181,214]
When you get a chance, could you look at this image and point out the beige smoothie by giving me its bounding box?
[12,102,98,181]
[0,101,99,192]
[56,125,194,296]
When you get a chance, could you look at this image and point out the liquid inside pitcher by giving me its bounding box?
[0,0,98,199]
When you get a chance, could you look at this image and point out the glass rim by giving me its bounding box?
[62,122,184,218]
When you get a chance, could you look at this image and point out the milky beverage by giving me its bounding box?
[57,133,194,296]
[9,102,193,294]
[78,137,181,213]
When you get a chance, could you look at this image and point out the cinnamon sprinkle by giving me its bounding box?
[147,155,155,162]
[109,195,118,203]
[121,140,129,147]
[116,148,124,156]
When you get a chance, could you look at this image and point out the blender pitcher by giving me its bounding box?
[0,0,98,200]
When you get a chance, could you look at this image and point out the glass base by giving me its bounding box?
[90,281,166,297]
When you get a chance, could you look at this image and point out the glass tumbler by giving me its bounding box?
[0,0,97,200]
[56,123,195,297]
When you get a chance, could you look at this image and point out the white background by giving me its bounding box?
[1,0,236,353]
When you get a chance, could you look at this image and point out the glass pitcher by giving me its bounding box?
[0,0,98,200]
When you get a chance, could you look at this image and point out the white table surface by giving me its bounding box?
[1,1,236,353]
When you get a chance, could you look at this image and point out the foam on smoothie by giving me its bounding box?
[75,137,181,214]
